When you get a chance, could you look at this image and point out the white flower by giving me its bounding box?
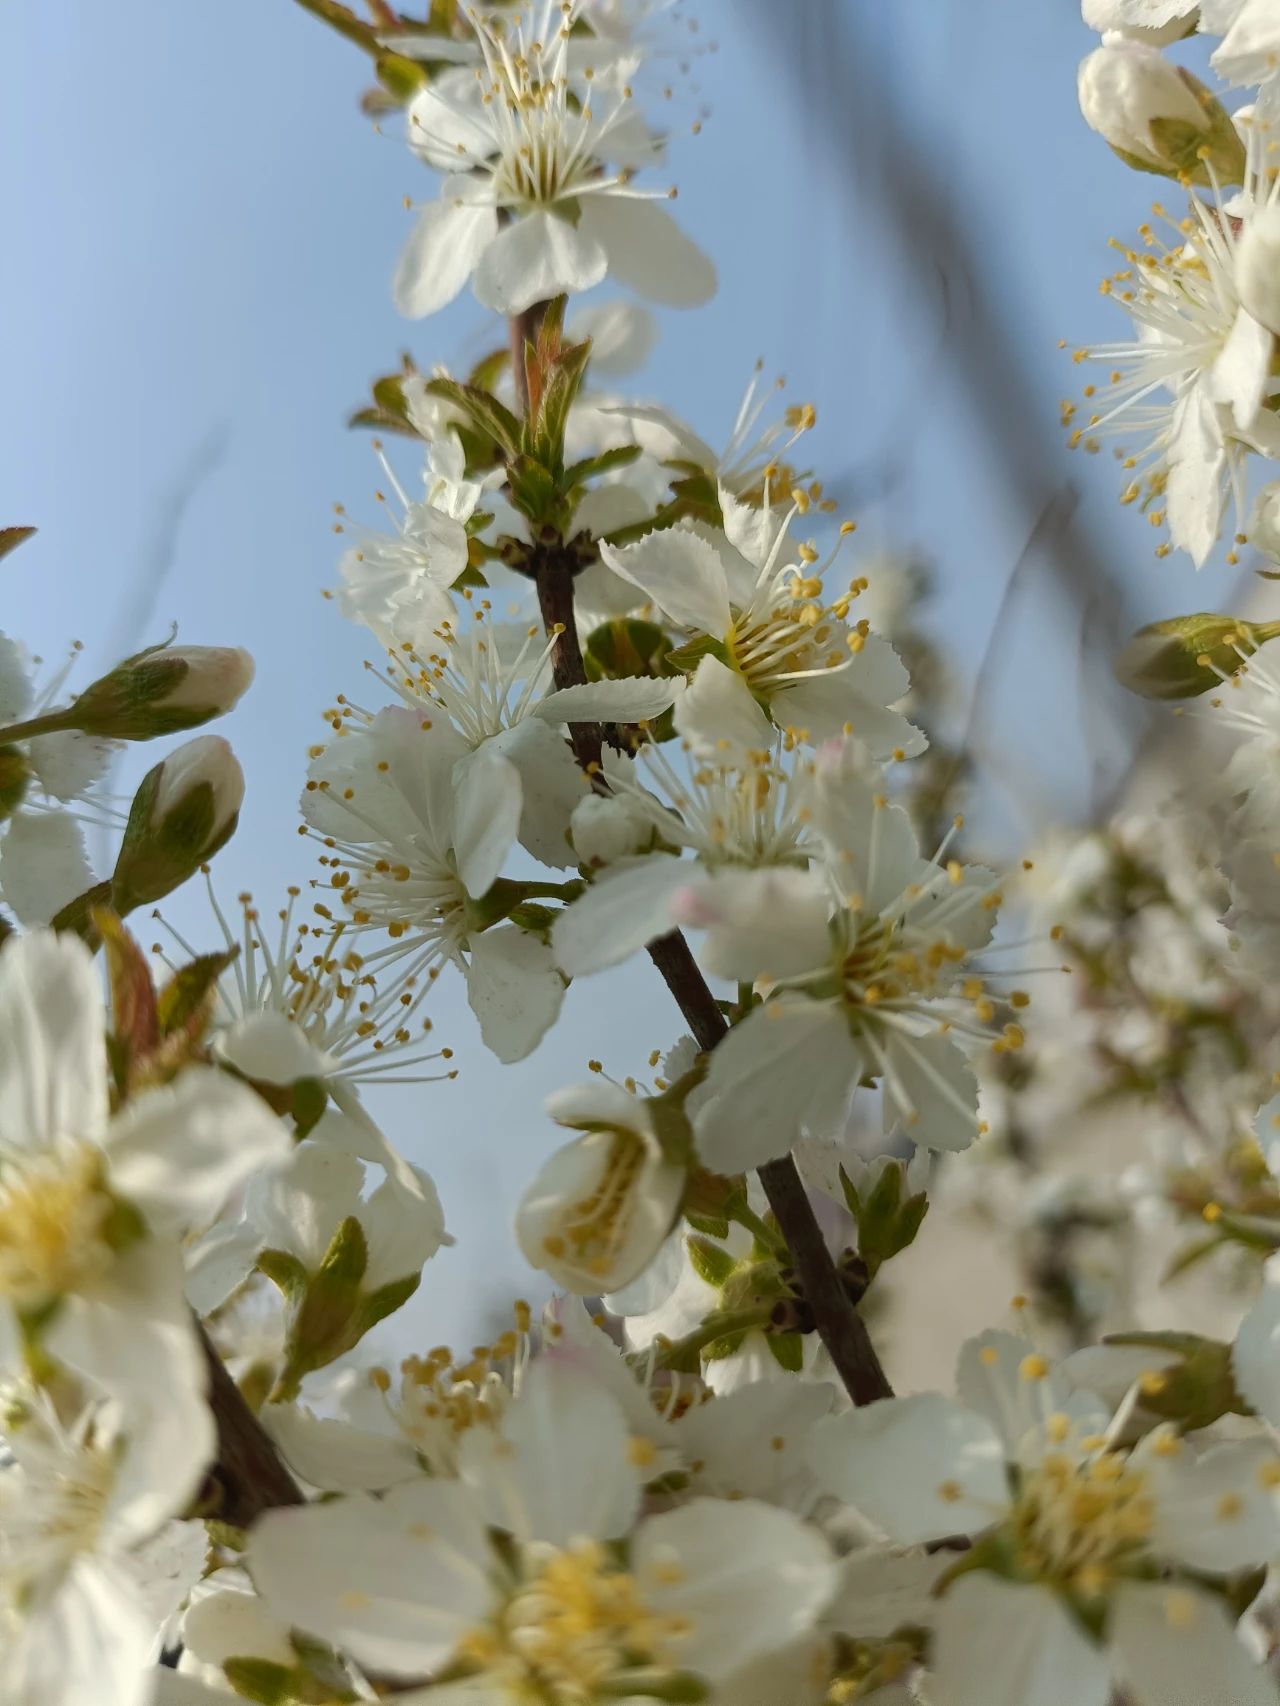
[0,1388,211,1706]
[302,707,565,1062]
[1081,0,1199,44]
[810,1333,1280,1706]
[515,1080,687,1292]
[691,741,1000,1168]
[205,886,456,1093]
[249,1360,835,1694]
[370,610,676,867]
[0,930,288,1408]
[392,1,714,319]
[1069,149,1280,566]
[246,1114,449,1292]
[1202,0,1280,87]
[552,736,813,977]
[337,434,496,651]
[599,502,923,754]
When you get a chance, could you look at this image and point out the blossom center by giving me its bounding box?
[1006,1448,1154,1594]
[542,1129,649,1280]
[464,1539,687,1700]
[0,1143,116,1310]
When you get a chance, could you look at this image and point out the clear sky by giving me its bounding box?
[0,0,1248,1343]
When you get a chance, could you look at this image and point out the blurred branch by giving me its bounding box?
[746,0,1150,816]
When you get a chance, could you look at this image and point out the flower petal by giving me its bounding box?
[580,195,717,307]
[471,209,607,316]
[465,924,564,1062]
[600,521,733,638]
[452,742,522,898]
[933,1574,1110,1706]
[393,198,499,319]
[0,808,96,925]
[0,928,108,1151]
[552,855,693,976]
[1111,1579,1276,1706]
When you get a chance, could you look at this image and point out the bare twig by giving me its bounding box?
[199,1323,303,1527]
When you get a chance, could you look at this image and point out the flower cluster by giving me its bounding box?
[13,3,1280,1706]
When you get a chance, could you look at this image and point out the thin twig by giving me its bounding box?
[513,311,894,1404]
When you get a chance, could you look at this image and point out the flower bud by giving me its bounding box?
[1250,482,1280,562]
[1236,207,1280,338]
[569,792,653,868]
[1114,612,1280,699]
[111,735,245,910]
[1081,0,1198,46]
[1077,42,1244,182]
[66,642,254,740]
[516,1083,688,1294]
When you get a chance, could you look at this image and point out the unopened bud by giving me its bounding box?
[569,793,653,868]
[1114,612,1280,699]
[67,642,254,740]
[1078,42,1244,182]
[1235,207,1280,338]
[1081,0,1198,46]
[111,735,244,910]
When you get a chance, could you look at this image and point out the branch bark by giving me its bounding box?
[199,1322,303,1527]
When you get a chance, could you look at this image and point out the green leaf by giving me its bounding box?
[155,946,237,1039]
[425,378,521,459]
[664,633,734,676]
[221,1658,296,1706]
[686,1235,737,1289]
[291,1076,330,1139]
[564,443,642,489]
[584,618,674,683]
[354,1271,421,1339]
[468,345,511,393]
[0,526,36,564]
[0,744,30,822]
[766,1331,804,1372]
[257,1247,311,1302]
[533,338,591,472]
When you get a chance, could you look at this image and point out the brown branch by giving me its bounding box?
[645,930,893,1406]
[199,1322,303,1527]
[512,314,893,1405]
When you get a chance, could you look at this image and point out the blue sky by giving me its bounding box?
[0,1,1245,1341]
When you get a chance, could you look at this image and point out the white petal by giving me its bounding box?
[105,1066,290,1237]
[465,924,564,1062]
[807,745,921,915]
[263,1401,422,1494]
[933,1574,1110,1706]
[0,632,34,723]
[566,299,657,375]
[182,1584,296,1669]
[956,1329,1101,1454]
[488,718,585,869]
[1233,1278,1280,1426]
[808,1395,1007,1544]
[392,198,499,318]
[823,1546,950,1641]
[674,654,773,758]
[246,1142,361,1267]
[599,522,733,637]
[214,1011,332,1087]
[552,855,693,976]
[579,194,717,307]
[0,808,95,925]
[1209,307,1273,432]
[471,209,607,316]
[0,927,108,1151]
[248,1480,495,1678]
[1165,387,1226,567]
[636,1498,835,1681]
[26,730,116,800]
[3,1558,155,1706]
[1143,1435,1280,1575]
[458,1359,639,1544]
[694,1001,858,1172]
[359,1167,450,1288]
[534,676,679,726]
[673,866,832,983]
[452,743,522,897]
[675,1377,835,1503]
[1111,1579,1277,1706]
[880,1030,980,1154]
